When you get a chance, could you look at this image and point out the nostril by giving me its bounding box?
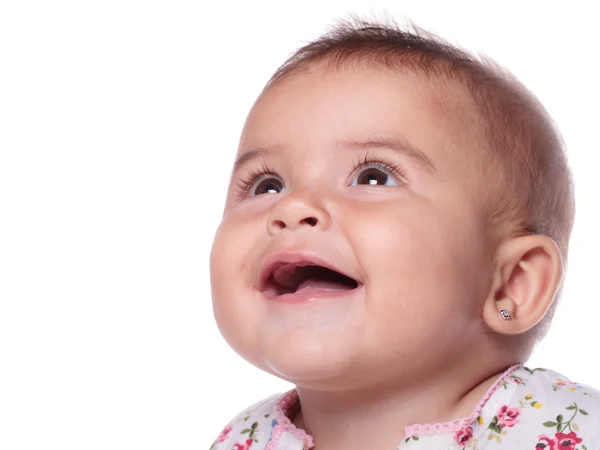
[302,217,318,226]
[268,216,319,233]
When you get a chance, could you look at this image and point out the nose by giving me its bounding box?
[266,189,331,235]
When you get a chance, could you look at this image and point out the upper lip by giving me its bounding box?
[257,250,361,292]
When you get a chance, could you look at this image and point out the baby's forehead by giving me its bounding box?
[265,58,474,110]
[261,62,477,124]
[241,65,485,166]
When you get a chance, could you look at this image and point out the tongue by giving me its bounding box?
[295,277,353,294]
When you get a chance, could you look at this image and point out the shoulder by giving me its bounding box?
[209,392,283,450]
[515,366,600,410]
[506,366,600,448]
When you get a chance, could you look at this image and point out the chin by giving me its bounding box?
[258,328,357,385]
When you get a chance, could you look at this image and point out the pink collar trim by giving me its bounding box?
[267,390,315,450]
[270,364,523,447]
[404,364,522,438]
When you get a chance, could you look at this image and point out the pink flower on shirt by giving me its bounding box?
[510,375,523,385]
[496,405,520,428]
[536,434,557,449]
[554,432,583,450]
[536,432,582,450]
[217,424,232,442]
[233,438,254,450]
[454,426,474,447]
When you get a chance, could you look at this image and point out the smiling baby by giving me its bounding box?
[209,17,600,450]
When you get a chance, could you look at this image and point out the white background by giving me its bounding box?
[0,1,598,448]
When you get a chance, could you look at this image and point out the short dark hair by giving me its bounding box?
[265,16,576,338]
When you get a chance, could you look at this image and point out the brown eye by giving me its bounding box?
[352,167,398,186]
[253,176,284,196]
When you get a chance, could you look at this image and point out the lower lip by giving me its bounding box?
[262,285,363,304]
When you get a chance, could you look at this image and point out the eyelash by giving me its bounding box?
[351,153,408,185]
[234,153,408,200]
[235,162,277,199]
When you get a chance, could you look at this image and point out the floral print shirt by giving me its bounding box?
[209,365,600,450]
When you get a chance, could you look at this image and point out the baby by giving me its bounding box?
[208,17,600,450]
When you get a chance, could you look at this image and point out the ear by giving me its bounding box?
[482,234,564,335]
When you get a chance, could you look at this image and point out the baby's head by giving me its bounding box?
[210,18,575,390]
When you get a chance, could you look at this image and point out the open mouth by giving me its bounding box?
[261,263,360,297]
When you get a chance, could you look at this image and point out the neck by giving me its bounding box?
[292,352,520,450]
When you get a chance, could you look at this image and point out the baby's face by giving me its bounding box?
[211,65,494,389]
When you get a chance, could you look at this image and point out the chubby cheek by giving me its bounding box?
[209,218,262,364]
[350,203,484,354]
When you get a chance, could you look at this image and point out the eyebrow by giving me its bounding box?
[335,137,436,173]
[232,146,278,175]
[232,136,435,175]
